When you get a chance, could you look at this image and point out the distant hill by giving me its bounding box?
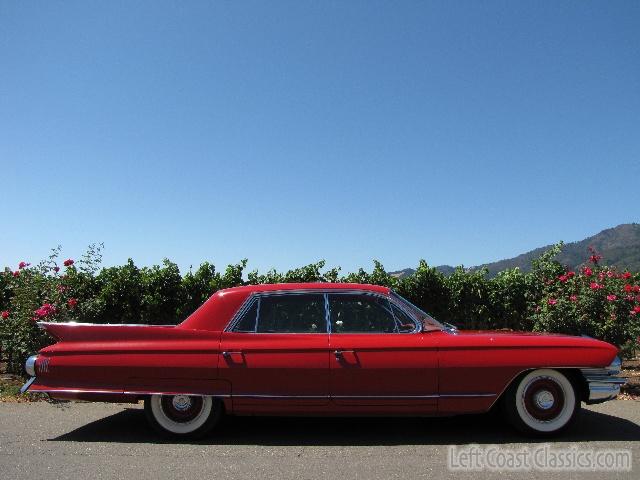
[389,223,640,278]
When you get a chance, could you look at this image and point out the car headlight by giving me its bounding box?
[25,355,38,377]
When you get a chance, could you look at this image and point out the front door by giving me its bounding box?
[328,292,438,410]
[219,292,330,412]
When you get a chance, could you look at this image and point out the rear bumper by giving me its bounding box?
[20,377,36,394]
[581,357,627,404]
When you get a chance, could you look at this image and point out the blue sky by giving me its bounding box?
[1,1,639,274]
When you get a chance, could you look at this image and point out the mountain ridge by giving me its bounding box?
[390,223,640,278]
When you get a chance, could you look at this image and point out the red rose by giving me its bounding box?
[548,298,558,305]
[34,303,57,319]
[1,310,9,319]
[590,282,603,290]
[63,259,74,267]
[18,261,30,269]
[569,295,578,302]
[633,306,640,314]
[583,267,593,276]
[567,271,575,278]
[53,266,60,273]
[622,272,632,279]
[606,295,617,302]
[625,284,633,293]
[67,298,78,309]
[558,275,568,282]
[12,271,19,277]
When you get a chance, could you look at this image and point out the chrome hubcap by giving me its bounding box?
[172,395,192,411]
[534,390,554,410]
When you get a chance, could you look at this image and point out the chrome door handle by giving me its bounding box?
[222,351,242,357]
[334,350,355,358]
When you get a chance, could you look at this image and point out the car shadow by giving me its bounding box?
[50,407,640,446]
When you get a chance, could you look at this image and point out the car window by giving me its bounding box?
[255,294,326,333]
[390,303,418,332]
[329,294,397,333]
[233,300,259,332]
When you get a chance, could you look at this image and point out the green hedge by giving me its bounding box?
[1,244,639,373]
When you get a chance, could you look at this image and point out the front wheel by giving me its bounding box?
[144,394,222,438]
[503,369,580,436]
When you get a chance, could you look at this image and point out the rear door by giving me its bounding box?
[328,292,438,410]
[219,292,330,411]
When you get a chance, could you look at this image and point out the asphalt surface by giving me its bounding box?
[1,400,639,479]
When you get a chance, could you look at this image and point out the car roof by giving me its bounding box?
[178,282,392,331]
[218,282,391,295]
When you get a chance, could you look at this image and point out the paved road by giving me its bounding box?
[1,400,639,479]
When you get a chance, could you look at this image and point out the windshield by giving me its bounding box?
[390,291,444,331]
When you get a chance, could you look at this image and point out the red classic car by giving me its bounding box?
[22,283,624,438]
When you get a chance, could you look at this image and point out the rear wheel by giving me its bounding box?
[503,369,580,436]
[144,394,222,438]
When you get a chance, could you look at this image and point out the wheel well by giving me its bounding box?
[490,367,587,412]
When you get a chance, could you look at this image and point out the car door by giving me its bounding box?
[328,292,438,410]
[218,292,330,412]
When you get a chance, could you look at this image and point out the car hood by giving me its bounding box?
[455,329,571,337]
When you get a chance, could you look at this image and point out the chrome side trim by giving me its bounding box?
[226,393,493,399]
[332,395,439,399]
[25,389,494,400]
[233,394,329,399]
[37,321,173,328]
[30,388,232,398]
[439,393,496,398]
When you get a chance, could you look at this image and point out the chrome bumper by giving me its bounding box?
[580,357,627,404]
[20,377,36,394]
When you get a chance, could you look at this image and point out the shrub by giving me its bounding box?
[531,247,640,348]
[1,243,639,374]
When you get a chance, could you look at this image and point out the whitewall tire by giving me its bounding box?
[503,369,580,436]
[144,394,222,438]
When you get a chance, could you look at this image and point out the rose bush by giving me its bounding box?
[531,247,640,348]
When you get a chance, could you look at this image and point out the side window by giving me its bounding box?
[391,303,418,332]
[232,300,259,332]
[256,294,326,333]
[329,294,397,333]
